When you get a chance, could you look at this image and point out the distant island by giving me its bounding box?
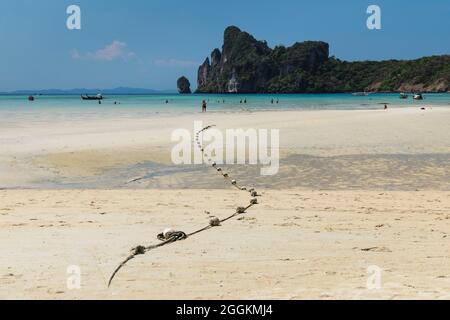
[196,26,450,93]
[1,87,176,95]
[177,76,192,94]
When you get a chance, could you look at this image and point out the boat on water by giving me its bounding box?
[413,93,424,100]
[352,92,370,96]
[81,94,103,100]
[399,93,408,99]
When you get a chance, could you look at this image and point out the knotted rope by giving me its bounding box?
[108,125,260,287]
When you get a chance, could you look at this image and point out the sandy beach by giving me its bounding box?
[1,189,450,299]
[1,106,450,299]
[1,106,449,189]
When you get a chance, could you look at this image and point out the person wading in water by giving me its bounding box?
[202,100,207,112]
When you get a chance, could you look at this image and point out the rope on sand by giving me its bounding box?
[108,125,260,287]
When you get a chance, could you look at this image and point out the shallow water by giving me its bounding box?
[1,93,449,117]
[24,153,450,191]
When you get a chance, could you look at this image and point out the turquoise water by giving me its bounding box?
[0,93,449,115]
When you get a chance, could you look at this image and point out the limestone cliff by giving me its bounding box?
[196,26,450,93]
[177,76,191,94]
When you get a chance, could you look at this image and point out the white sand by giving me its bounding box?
[0,106,449,299]
[1,189,450,299]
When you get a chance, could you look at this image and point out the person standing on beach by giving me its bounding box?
[202,100,207,112]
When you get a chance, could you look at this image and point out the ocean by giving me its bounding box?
[0,93,449,116]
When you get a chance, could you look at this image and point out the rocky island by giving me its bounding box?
[196,26,450,93]
[177,76,192,94]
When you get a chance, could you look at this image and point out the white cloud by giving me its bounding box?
[71,41,140,62]
[153,59,199,67]
[88,40,127,61]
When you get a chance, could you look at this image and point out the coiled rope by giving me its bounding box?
[108,125,260,287]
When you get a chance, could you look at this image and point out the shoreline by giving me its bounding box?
[2,91,450,95]
[1,106,449,189]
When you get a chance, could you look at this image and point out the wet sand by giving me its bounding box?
[1,106,449,189]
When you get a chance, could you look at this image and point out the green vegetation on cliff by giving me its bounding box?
[196,26,450,93]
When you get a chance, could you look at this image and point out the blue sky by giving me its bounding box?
[0,0,449,91]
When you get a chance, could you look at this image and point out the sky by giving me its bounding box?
[0,0,449,91]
